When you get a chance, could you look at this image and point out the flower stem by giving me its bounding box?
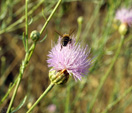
[40,0,62,35]
[77,17,83,42]
[5,0,62,111]
[102,85,132,113]
[0,76,18,105]
[25,0,29,52]
[26,83,55,113]
[87,35,125,113]
[65,84,71,113]
[6,43,36,113]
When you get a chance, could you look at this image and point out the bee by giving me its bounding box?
[55,29,75,49]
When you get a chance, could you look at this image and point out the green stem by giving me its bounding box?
[0,0,45,35]
[2,0,61,108]
[0,44,35,106]
[0,76,18,105]
[102,85,132,113]
[82,0,104,42]
[6,78,21,113]
[26,83,55,113]
[65,84,71,113]
[87,35,125,113]
[76,17,83,42]
[40,0,62,35]
[5,0,61,111]
[6,43,36,113]
[25,0,29,52]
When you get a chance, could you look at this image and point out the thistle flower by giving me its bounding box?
[47,104,56,113]
[115,8,132,35]
[47,37,92,82]
[115,8,132,26]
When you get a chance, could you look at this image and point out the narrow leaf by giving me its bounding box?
[11,95,27,113]
[28,17,33,25]
[42,8,47,21]
[40,34,47,43]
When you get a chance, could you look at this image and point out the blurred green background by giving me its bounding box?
[0,0,132,113]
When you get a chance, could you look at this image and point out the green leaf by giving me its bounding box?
[11,95,27,113]
[28,17,33,25]
[39,34,47,43]
[42,8,47,21]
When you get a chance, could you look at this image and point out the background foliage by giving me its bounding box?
[0,0,132,113]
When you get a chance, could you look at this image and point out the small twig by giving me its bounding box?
[102,85,132,113]
[25,0,29,52]
[6,43,36,113]
[0,0,45,35]
[87,35,125,113]
[26,83,55,113]
[40,0,62,35]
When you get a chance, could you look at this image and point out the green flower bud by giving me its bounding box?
[49,69,69,85]
[77,16,83,24]
[112,19,119,30]
[118,23,128,36]
[30,30,40,42]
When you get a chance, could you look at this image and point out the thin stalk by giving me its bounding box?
[82,0,104,42]
[0,44,35,105]
[102,85,132,113]
[0,76,18,105]
[76,17,83,42]
[25,0,29,52]
[26,83,55,113]
[0,0,45,35]
[40,0,62,34]
[6,43,36,113]
[87,35,125,113]
[108,62,123,105]
[65,84,71,113]
[2,0,61,108]
[6,78,21,113]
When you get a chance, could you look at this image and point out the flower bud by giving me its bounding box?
[77,16,83,24]
[112,19,119,30]
[27,102,32,109]
[118,23,128,36]
[49,69,69,85]
[30,30,40,42]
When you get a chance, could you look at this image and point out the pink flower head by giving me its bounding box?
[115,8,132,26]
[47,37,92,81]
[47,104,56,113]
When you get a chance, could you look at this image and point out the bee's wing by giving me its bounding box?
[69,28,75,36]
[55,30,63,37]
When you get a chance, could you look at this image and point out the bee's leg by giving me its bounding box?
[69,39,72,48]
[60,45,63,51]
[69,39,72,44]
